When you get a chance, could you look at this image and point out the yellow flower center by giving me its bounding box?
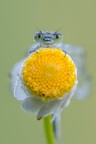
[22,48,77,100]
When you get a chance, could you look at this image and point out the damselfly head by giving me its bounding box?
[34,31,63,45]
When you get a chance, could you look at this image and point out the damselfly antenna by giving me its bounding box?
[54,27,62,33]
[35,27,43,34]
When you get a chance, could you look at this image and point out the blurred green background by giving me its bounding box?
[0,0,95,144]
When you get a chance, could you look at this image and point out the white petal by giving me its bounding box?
[14,75,28,100]
[11,58,28,100]
[22,97,45,114]
[37,99,63,120]
[51,96,70,122]
[51,83,77,122]
[10,59,25,93]
[74,75,92,100]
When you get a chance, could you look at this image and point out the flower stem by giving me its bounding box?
[43,116,56,144]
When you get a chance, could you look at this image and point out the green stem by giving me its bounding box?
[43,116,56,144]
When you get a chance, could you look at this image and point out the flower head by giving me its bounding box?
[11,47,77,121]
[22,48,77,100]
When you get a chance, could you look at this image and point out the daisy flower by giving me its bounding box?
[10,31,91,144]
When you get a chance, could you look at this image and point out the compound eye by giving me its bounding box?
[37,33,42,38]
[34,32,43,42]
[53,32,63,42]
[55,34,59,39]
